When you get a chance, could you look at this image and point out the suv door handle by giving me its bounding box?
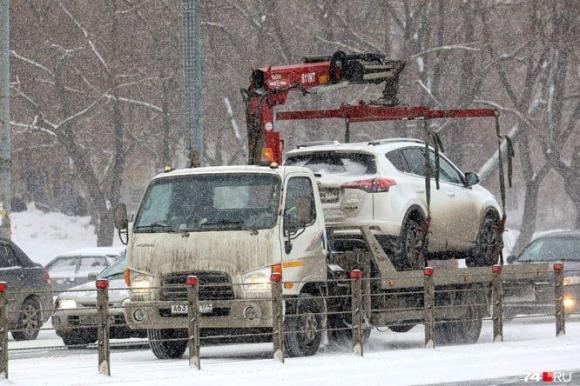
[447,191,456,197]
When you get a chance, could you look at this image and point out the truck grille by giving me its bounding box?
[160,272,234,301]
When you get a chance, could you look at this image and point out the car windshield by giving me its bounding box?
[286,152,376,176]
[518,237,580,262]
[98,255,126,279]
[134,173,281,232]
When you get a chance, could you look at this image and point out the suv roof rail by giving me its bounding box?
[368,138,424,146]
[296,140,340,149]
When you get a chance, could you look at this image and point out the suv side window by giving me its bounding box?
[0,243,21,268]
[386,150,410,172]
[433,154,464,185]
[285,177,316,225]
[401,148,426,176]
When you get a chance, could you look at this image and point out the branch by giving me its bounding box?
[58,1,110,73]
[10,51,54,78]
[416,79,440,106]
[10,121,57,137]
[410,43,480,59]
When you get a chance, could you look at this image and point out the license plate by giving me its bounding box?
[171,303,213,315]
[319,189,339,203]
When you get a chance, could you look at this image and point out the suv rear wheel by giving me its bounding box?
[396,213,427,270]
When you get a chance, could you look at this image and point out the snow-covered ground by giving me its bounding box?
[5,316,580,386]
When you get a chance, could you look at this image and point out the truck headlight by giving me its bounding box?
[58,299,77,310]
[242,267,272,293]
[563,276,580,286]
[128,270,154,295]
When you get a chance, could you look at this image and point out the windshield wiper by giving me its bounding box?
[134,223,177,233]
[201,219,244,227]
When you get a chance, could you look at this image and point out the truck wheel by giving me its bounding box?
[434,288,483,345]
[148,328,188,359]
[284,294,323,357]
[12,298,41,341]
[396,214,426,270]
[467,215,501,267]
[328,317,371,346]
[61,331,96,349]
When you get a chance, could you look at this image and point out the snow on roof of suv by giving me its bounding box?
[287,138,426,156]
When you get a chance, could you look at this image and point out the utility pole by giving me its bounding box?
[0,0,11,239]
[182,0,203,166]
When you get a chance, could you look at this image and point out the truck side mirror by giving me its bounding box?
[88,272,98,281]
[296,197,312,225]
[114,203,129,230]
[464,172,480,187]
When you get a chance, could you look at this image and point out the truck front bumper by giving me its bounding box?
[123,299,274,330]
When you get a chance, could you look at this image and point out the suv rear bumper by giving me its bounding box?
[123,299,274,330]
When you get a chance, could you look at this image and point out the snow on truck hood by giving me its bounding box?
[128,228,281,279]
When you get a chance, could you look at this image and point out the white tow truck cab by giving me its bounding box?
[117,164,329,358]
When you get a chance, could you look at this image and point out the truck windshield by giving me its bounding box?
[134,173,281,232]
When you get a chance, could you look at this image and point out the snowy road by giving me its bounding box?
[5,315,580,385]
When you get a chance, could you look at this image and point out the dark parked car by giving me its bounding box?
[505,231,580,317]
[0,238,52,340]
[45,247,124,292]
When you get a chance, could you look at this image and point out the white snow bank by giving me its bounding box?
[11,209,120,265]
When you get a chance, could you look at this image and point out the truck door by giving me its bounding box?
[281,175,327,285]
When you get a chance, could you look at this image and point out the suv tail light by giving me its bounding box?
[44,271,51,286]
[342,177,397,193]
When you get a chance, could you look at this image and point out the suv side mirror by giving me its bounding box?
[114,203,129,230]
[506,255,517,264]
[87,272,98,281]
[464,172,480,187]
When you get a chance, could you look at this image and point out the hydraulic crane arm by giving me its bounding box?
[242,51,406,164]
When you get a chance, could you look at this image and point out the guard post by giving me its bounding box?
[96,279,110,376]
[554,263,565,337]
[350,269,363,356]
[271,271,284,363]
[0,282,8,379]
[186,275,201,369]
[423,267,435,348]
[491,264,504,342]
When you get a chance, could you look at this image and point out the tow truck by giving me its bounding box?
[114,51,545,359]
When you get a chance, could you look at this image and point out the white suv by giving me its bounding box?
[285,138,502,269]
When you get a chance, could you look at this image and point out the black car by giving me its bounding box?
[0,238,52,340]
[505,231,580,317]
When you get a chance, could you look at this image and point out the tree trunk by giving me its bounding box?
[96,206,114,247]
[513,181,540,253]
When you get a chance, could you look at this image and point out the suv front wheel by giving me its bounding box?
[467,214,501,267]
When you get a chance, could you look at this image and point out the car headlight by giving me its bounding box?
[563,276,580,286]
[563,295,576,311]
[58,299,77,310]
[242,267,272,293]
